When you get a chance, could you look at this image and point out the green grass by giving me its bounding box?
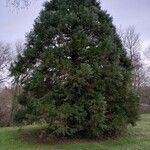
[0,114,150,150]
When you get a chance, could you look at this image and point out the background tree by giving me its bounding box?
[0,42,13,126]
[11,0,139,138]
[118,26,145,92]
[0,41,23,126]
[139,46,150,106]
[0,42,12,86]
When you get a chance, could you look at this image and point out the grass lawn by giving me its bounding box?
[0,114,150,150]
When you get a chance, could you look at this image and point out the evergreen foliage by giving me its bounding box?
[10,0,139,138]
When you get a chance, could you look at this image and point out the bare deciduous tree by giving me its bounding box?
[118,26,145,92]
[118,26,140,60]
[143,46,150,85]
[0,42,12,85]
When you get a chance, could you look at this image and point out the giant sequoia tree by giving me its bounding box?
[10,0,139,138]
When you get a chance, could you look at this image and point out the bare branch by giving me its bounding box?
[15,40,25,55]
[6,0,31,8]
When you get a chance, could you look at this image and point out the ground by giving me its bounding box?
[0,114,149,150]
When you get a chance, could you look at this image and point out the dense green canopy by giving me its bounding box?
[10,0,139,138]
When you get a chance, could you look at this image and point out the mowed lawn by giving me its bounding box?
[0,114,149,150]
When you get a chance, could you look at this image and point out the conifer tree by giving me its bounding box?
[10,0,139,138]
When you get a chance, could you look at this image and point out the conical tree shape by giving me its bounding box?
[10,0,139,138]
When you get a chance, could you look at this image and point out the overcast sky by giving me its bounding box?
[0,0,150,48]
